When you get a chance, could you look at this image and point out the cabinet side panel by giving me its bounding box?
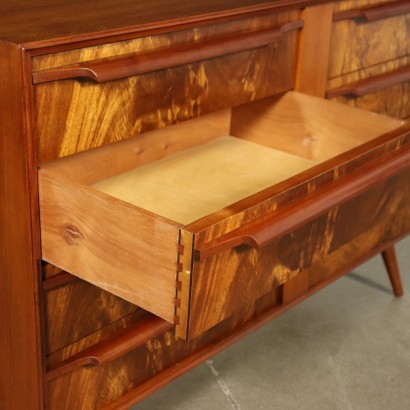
[0,42,44,408]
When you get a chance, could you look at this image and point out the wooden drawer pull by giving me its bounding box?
[333,0,410,22]
[326,66,410,99]
[32,20,303,84]
[42,271,77,291]
[195,144,410,261]
[46,314,173,380]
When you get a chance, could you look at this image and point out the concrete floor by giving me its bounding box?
[134,236,410,410]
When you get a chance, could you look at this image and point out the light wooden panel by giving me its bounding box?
[231,91,404,162]
[295,2,334,97]
[40,109,231,185]
[38,168,180,322]
[185,93,408,245]
[92,137,315,224]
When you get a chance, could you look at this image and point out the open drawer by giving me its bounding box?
[38,91,410,340]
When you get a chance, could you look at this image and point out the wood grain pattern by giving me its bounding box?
[0,0,327,49]
[34,12,299,163]
[104,221,410,410]
[333,0,410,22]
[294,2,334,97]
[328,0,409,78]
[0,42,45,409]
[39,168,180,322]
[187,168,410,339]
[282,271,309,303]
[40,109,231,185]
[38,91,408,340]
[2,1,408,407]
[32,20,303,84]
[91,136,314,225]
[330,84,410,119]
[43,270,77,291]
[195,146,410,260]
[47,314,173,380]
[307,203,410,288]
[44,276,141,354]
[107,220,409,410]
[186,92,406,241]
[326,56,410,118]
[45,188,409,408]
[46,288,280,410]
[326,65,410,98]
[31,11,299,71]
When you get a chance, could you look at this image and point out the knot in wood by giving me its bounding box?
[63,226,83,245]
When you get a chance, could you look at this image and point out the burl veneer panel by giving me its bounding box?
[187,168,410,338]
[44,277,140,354]
[328,0,409,79]
[327,59,410,119]
[46,289,281,409]
[34,11,299,163]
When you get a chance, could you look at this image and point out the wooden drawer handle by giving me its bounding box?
[32,20,303,84]
[195,144,410,261]
[46,314,173,380]
[333,0,410,22]
[42,271,77,291]
[326,66,410,99]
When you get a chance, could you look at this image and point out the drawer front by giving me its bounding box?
[46,290,281,409]
[326,58,410,119]
[33,10,300,163]
[183,167,410,339]
[328,81,410,119]
[43,265,140,354]
[328,0,409,79]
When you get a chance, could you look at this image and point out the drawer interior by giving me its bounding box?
[56,91,404,226]
[91,136,315,225]
[39,91,406,329]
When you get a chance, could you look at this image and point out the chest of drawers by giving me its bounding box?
[1,1,409,408]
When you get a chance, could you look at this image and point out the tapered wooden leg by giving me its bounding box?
[382,246,404,297]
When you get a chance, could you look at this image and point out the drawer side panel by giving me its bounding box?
[39,169,180,322]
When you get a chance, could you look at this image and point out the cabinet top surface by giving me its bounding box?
[1,0,331,49]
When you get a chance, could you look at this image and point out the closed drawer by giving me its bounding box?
[326,59,410,119]
[46,289,281,409]
[38,91,410,340]
[328,0,409,78]
[42,264,140,354]
[32,11,301,163]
